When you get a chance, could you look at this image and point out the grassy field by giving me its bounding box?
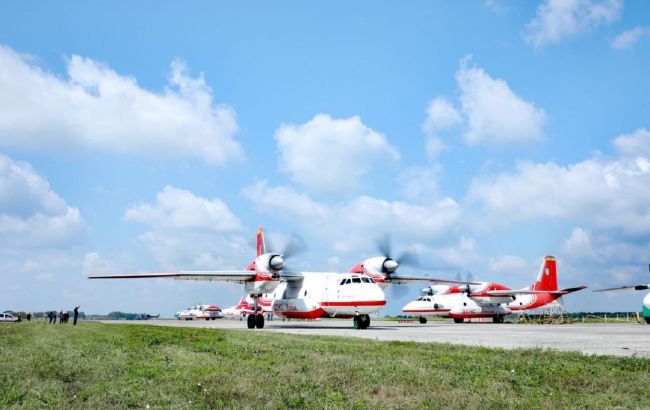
[1,322,649,409]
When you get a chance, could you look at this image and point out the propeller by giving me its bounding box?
[376,234,420,275]
[267,232,307,272]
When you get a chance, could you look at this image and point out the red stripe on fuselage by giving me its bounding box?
[320,300,386,307]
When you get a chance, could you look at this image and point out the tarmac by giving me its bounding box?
[101,319,650,358]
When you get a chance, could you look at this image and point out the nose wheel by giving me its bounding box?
[353,314,371,329]
[419,316,427,324]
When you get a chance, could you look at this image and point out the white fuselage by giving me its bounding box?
[257,273,386,319]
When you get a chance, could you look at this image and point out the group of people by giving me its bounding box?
[45,306,80,326]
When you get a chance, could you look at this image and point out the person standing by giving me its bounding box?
[73,306,80,326]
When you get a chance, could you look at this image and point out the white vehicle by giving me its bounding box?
[176,305,223,320]
[0,313,20,322]
[90,227,465,329]
[402,256,586,323]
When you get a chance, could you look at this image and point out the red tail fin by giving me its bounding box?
[532,256,558,291]
[256,226,266,257]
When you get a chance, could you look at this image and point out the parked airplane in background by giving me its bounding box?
[221,297,268,318]
[176,305,223,320]
[89,227,468,329]
[402,256,586,323]
[594,264,650,324]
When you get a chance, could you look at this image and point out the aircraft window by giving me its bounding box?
[369,278,375,283]
[361,277,370,283]
[352,277,361,284]
[340,279,346,286]
[304,290,308,297]
[426,298,431,302]
[345,279,351,285]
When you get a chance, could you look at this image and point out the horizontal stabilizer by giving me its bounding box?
[593,283,650,292]
[485,285,586,297]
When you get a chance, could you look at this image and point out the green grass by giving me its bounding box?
[1,322,649,409]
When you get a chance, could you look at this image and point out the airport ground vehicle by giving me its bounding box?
[0,312,20,322]
[402,256,586,323]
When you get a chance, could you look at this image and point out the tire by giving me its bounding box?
[419,317,427,324]
[353,316,361,329]
[359,315,370,329]
[453,318,464,324]
[247,314,256,329]
[255,314,265,329]
[645,317,650,325]
[493,316,504,324]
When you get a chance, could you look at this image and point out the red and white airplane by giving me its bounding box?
[221,297,270,318]
[402,256,587,323]
[89,227,467,329]
[176,305,223,320]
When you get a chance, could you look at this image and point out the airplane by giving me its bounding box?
[593,264,650,324]
[176,305,223,320]
[402,256,587,323]
[222,297,271,318]
[89,226,469,329]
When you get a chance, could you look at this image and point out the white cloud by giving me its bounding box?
[0,153,87,248]
[83,252,116,275]
[421,97,461,158]
[397,165,441,202]
[562,228,597,261]
[611,27,650,50]
[242,180,330,220]
[274,114,399,195]
[124,186,241,232]
[0,45,242,164]
[488,254,528,275]
[612,128,650,157]
[524,0,622,47]
[456,57,546,145]
[467,132,650,235]
[422,97,462,135]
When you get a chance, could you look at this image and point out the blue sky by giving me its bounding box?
[1,1,649,315]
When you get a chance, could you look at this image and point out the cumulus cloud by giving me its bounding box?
[124,186,241,232]
[421,97,461,158]
[422,57,545,150]
[0,153,87,248]
[242,180,330,220]
[0,45,242,164]
[524,0,622,47]
[611,26,650,50]
[488,254,529,275]
[562,228,597,261]
[456,57,546,144]
[612,128,650,157]
[467,130,650,235]
[274,114,399,195]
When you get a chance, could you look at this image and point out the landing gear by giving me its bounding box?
[645,317,650,325]
[246,295,265,329]
[353,314,370,329]
[419,317,427,324]
[255,313,265,329]
[453,318,464,324]
[493,315,504,324]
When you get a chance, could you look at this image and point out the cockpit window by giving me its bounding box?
[345,279,351,285]
[352,277,361,284]
[361,277,370,283]
[339,279,346,286]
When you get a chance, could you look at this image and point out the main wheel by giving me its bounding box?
[359,314,370,329]
[247,314,256,329]
[255,314,265,329]
[493,316,504,324]
[453,318,464,324]
[419,317,427,324]
[645,317,650,325]
[353,316,361,329]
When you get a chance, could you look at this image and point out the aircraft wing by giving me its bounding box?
[593,283,650,292]
[88,270,255,284]
[389,275,480,285]
[485,285,587,297]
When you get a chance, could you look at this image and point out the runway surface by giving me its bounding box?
[101,319,649,358]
